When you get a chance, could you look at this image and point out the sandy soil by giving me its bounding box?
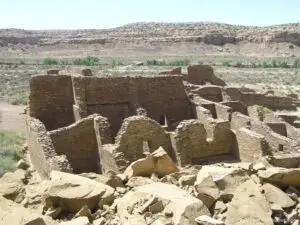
[0,101,26,133]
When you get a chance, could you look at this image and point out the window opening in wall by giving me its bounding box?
[159,114,168,127]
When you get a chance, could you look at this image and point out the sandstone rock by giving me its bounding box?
[225,180,273,225]
[258,168,300,187]
[45,171,114,213]
[252,162,266,171]
[195,215,224,225]
[124,155,154,178]
[287,210,298,225]
[213,201,227,215]
[16,159,30,170]
[80,172,124,189]
[178,174,196,186]
[0,196,57,225]
[117,182,210,225]
[262,183,296,208]
[60,217,91,225]
[93,218,105,225]
[75,205,92,218]
[45,206,62,219]
[126,176,154,188]
[0,169,27,203]
[152,147,179,177]
[194,169,220,209]
[197,165,248,201]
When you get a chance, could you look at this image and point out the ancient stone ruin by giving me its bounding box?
[3,64,300,225]
[26,64,300,179]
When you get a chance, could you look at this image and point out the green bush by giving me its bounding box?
[111,58,118,68]
[43,57,59,65]
[271,59,278,68]
[222,61,231,67]
[146,59,166,66]
[262,61,270,68]
[168,59,190,66]
[233,61,244,68]
[19,60,25,65]
[72,56,99,66]
[0,131,23,176]
[60,60,69,65]
[10,94,28,105]
[278,61,289,68]
[293,58,300,68]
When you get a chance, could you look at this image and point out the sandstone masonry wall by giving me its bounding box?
[48,114,101,174]
[29,75,75,131]
[72,76,191,136]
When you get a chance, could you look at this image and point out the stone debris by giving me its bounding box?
[3,65,300,224]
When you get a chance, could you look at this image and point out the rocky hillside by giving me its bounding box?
[1,22,300,47]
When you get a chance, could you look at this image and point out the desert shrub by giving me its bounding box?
[72,56,99,66]
[111,58,118,68]
[233,61,244,68]
[250,62,258,68]
[19,60,25,65]
[278,61,289,68]
[168,59,190,66]
[262,61,270,68]
[43,57,59,65]
[293,58,300,68]
[60,59,69,65]
[146,59,166,66]
[271,59,278,68]
[10,94,28,105]
[0,131,23,176]
[222,61,231,67]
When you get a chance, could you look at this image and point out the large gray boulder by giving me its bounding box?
[44,171,114,213]
[225,180,273,225]
[117,182,210,225]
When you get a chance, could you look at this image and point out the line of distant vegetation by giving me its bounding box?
[1,57,300,68]
[43,56,100,66]
[222,58,300,69]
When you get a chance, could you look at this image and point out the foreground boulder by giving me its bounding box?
[0,196,57,225]
[0,169,28,203]
[258,168,300,187]
[117,182,210,225]
[196,165,249,201]
[124,147,178,179]
[262,183,296,208]
[44,171,114,213]
[225,180,273,225]
[59,216,90,225]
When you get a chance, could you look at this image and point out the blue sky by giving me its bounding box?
[0,0,299,29]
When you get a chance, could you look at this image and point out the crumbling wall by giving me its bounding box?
[115,116,171,162]
[221,101,248,115]
[235,127,270,162]
[26,117,72,179]
[29,75,75,131]
[183,65,226,86]
[224,87,295,110]
[191,85,223,102]
[72,76,191,136]
[214,103,232,121]
[263,113,300,141]
[231,112,300,154]
[98,116,172,173]
[48,114,101,174]
[171,119,235,166]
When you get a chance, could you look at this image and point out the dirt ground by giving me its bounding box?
[0,100,26,134]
